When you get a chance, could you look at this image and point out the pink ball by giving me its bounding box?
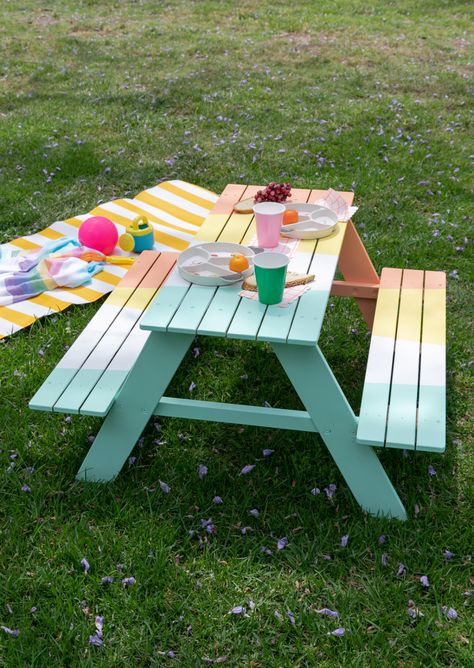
[78,216,118,255]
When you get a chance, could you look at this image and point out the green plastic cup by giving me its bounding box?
[252,252,290,305]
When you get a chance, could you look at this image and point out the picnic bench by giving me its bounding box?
[30,184,446,520]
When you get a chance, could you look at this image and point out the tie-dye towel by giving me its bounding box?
[0,180,218,339]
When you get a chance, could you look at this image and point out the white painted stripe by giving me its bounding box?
[49,220,84,238]
[420,342,445,387]
[0,317,20,336]
[308,254,338,292]
[87,277,118,294]
[364,336,395,384]
[108,321,150,371]
[42,289,88,304]
[82,307,143,369]
[3,300,51,318]
[124,198,200,233]
[172,180,219,203]
[391,339,420,385]
[147,185,210,217]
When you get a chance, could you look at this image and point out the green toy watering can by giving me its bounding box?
[119,215,155,253]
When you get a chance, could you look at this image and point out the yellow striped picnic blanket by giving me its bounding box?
[0,180,218,339]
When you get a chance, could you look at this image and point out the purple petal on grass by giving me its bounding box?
[128,456,136,468]
[262,449,274,457]
[239,464,255,476]
[443,549,454,560]
[329,627,345,637]
[122,577,136,587]
[340,534,349,548]
[89,634,103,646]
[116,563,124,571]
[198,464,208,480]
[420,575,430,588]
[381,552,389,566]
[189,381,197,393]
[397,562,406,576]
[21,484,31,493]
[428,464,437,477]
[277,537,288,551]
[287,610,296,625]
[260,546,272,556]
[213,496,223,505]
[316,608,339,618]
[101,576,114,584]
[202,657,228,664]
[159,480,171,493]
[442,606,458,620]
[249,508,260,518]
[229,606,245,615]
[81,558,90,574]
[311,487,320,495]
[193,347,200,358]
[1,626,20,637]
[378,534,386,544]
[95,616,104,636]
[274,610,283,620]
[324,483,337,499]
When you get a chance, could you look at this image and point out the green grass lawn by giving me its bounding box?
[1,0,473,665]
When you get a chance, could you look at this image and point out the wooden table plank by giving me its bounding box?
[385,269,424,450]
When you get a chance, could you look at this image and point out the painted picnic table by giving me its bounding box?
[71,185,400,519]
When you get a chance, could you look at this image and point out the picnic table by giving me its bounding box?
[30,184,446,520]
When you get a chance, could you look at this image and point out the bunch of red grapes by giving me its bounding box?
[254,182,292,203]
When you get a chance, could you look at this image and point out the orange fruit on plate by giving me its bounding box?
[229,253,250,273]
[283,209,299,225]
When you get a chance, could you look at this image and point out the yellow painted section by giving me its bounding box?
[241,221,257,246]
[297,239,317,255]
[29,293,71,310]
[10,237,40,251]
[397,287,423,341]
[61,286,102,302]
[218,213,253,243]
[126,287,157,311]
[158,181,215,210]
[113,199,191,235]
[372,288,400,339]
[64,217,82,228]
[37,228,64,240]
[95,270,122,287]
[422,288,446,345]
[0,307,34,327]
[105,287,134,307]
[195,214,230,242]
[90,206,131,227]
[136,191,203,227]
[314,222,347,256]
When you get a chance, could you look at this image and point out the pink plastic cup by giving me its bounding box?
[253,202,285,248]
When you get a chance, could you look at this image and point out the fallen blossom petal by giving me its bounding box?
[287,610,296,625]
[316,608,339,618]
[89,634,103,646]
[116,563,124,571]
[101,576,114,584]
[239,464,255,476]
[420,575,429,588]
[324,483,337,499]
[329,627,345,637]
[122,577,136,587]
[381,552,389,566]
[311,487,320,495]
[378,534,386,544]
[229,606,245,615]
[81,558,90,574]
[128,456,136,468]
[340,534,349,548]
[442,606,458,620]
[95,616,104,637]
[198,464,208,480]
[274,610,283,620]
[443,549,454,560]
[202,657,228,664]
[428,464,437,477]
[260,546,272,555]
[1,626,20,637]
[277,537,288,551]
[249,508,260,518]
[21,484,31,493]
[397,562,406,576]
[213,496,223,505]
[262,449,274,457]
[159,480,171,493]
[189,381,197,393]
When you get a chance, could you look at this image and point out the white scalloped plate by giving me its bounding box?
[178,242,255,286]
[280,203,338,239]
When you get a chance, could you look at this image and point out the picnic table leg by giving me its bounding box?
[76,332,193,482]
[271,342,407,520]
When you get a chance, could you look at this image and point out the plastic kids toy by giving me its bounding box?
[118,216,155,253]
[78,216,119,255]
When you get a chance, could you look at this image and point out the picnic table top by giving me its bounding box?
[140,184,354,346]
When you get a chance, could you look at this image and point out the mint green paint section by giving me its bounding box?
[29,367,76,411]
[198,286,242,337]
[155,397,318,432]
[167,285,217,334]
[357,382,391,447]
[416,385,446,452]
[80,369,129,416]
[257,301,298,342]
[139,285,190,332]
[76,332,193,482]
[53,369,103,414]
[272,342,407,520]
[385,383,418,450]
[286,291,330,345]
[226,298,267,340]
